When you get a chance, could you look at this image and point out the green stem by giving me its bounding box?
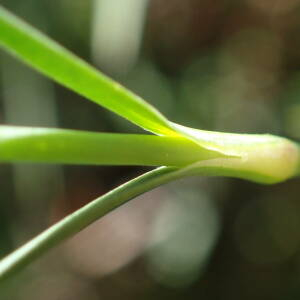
[0,166,188,281]
[0,126,219,167]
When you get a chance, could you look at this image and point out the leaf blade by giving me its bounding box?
[0,6,175,136]
[0,6,233,159]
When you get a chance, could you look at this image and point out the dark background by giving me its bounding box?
[1,0,300,299]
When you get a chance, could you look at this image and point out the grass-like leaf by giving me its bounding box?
[0,166,184,280]
[0,5,232,159]
[0,5,175,136]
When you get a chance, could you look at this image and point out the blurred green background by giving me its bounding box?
[1,0,300,299]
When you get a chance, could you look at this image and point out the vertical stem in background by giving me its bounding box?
[0,166,186,281]
[91,0,149,74]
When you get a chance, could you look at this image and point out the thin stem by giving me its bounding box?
[0,166,187,281]
[0,126,219,167]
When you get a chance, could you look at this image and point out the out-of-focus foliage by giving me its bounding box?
[1,0,300,299]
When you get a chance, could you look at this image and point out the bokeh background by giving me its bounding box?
[1,0,300,299]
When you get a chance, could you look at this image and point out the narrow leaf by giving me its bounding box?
[0,6,239,159]
[0,166,183,280]
[0,6,175,136]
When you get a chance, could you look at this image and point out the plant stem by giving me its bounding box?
[0,126,219,167]
[0,166,187,281]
